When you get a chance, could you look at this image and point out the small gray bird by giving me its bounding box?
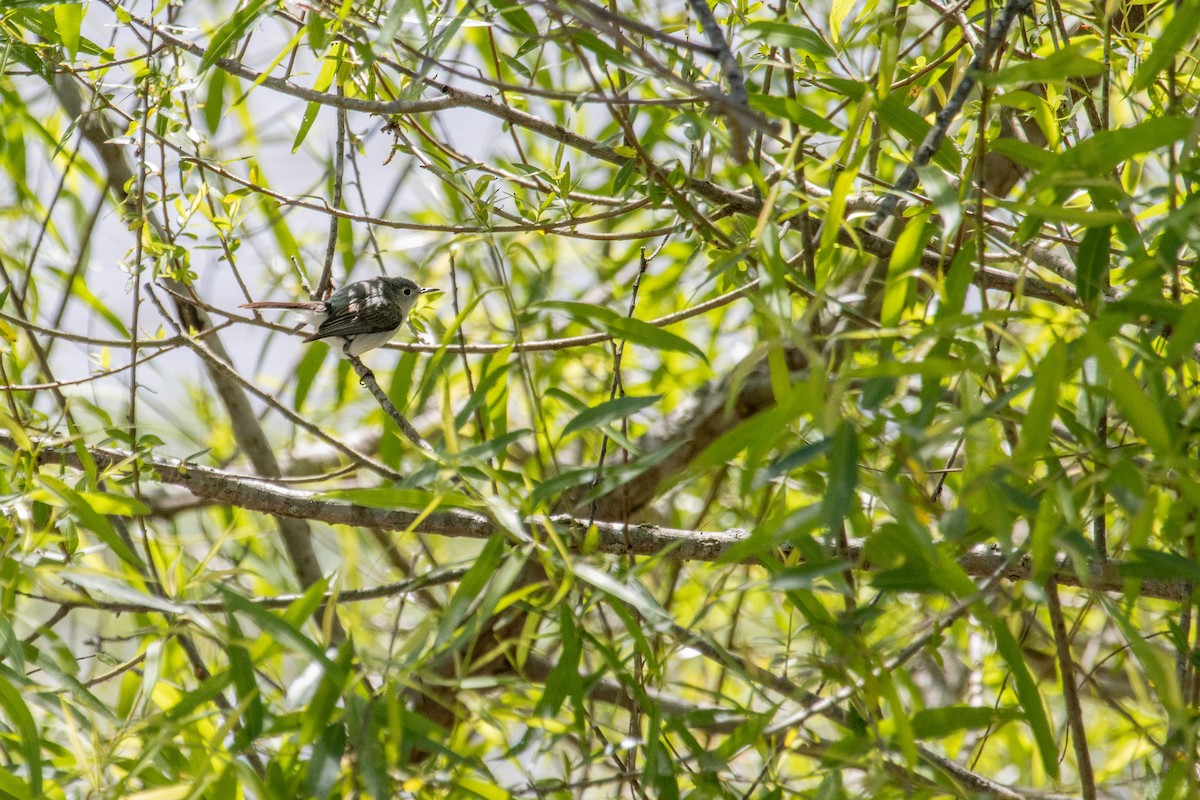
[241,276,435,356]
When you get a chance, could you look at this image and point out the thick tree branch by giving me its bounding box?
[3,432,1190,602]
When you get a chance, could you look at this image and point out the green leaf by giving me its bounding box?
[995,202,1124,226]
[642,708,680,800]
[878,92,960,172]
[823,422,858,530]
[306,9,327,52]
[1101,596,1183,716]
[33,476,146,569]
[76,490,150,516]
[1124,549,1200,583]
[292,339,326,412]
[976,42,1104,86]
[1014,341,1067,469]
[986,614,1059,778]
[986,138,1053,172]
[1075,224,1112,307]
[493,0,539,36]
[535,606,582,718]
[1046,117,1193,178]
[53,3,84,60]
[299,640,353,746]
[0,617,24,676]
[293,101,321,153]
[0,766,34,800]
[573,564,672,627]
[227,614,264,751]
[756,437,834,487]
[291,45,340,152]
[1132,0,1200,91]
[67,274,129,336]
[748,93,840,135]
[881,210,932,328]
[306,723,347,799]
[608,316,705,361]
[829,0,855,47]
[452,428,532,464]
[0,675,41,798]
[204,68,227,135]
[199,0,275,73]
[540,301,705,360]
[219,584,333,670]
[0,409,32,451]
[529,442,683,511]
[1086,332,1174,454]
[742,21,834,56]
[1165,300,1200,363]
[434,535,505,651]
[880,669,917,764]
[912,705,1017,738]
[562,394,661,437]
[769,559,852,590]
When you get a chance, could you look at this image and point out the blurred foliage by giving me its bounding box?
[1,0,1200,797]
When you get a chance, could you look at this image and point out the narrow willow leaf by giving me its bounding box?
[977,42,1104,86]
[1015,340,1066,467]
[1132,0,1200,91]
[199,0,274,73]
[986,614,1060,778]
[220,585,333,669]
[306,722,347,799]
[434,535,505,651]
[1102,596,1183,715]
[536,606,583,718]
[228,615,264,751]
[34,476,145,569]
[0,676,41,797]
[53,2,83,59]
[1075,224,1112,307]
[823,422,858,530]
[204,68,226,135]
[493,0,539,36]
[912,706,1017,737]
[995,202,1124,225]
[1165,300,1200,363]
[540,301,704,360]
[749,93,840,135]
[1087,334,1174,454]
[878,94,961,172]
[1049,117,1193,177]
[742,21,834,56]
[881,210,932,328]
[562,394,661,437]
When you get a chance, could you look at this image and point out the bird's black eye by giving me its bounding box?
[403,288,412,295]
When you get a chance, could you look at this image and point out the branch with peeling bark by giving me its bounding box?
[2,432,1186,602]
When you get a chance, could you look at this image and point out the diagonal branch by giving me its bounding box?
[866,0,1034,230]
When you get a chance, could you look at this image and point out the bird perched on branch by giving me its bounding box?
[241,275,436,356]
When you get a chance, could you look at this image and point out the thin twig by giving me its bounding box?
[344,354,485,502]
[586,249,651,527]
[20,567,469,615]
[316,86,348,300]
[1046,579,1097,800]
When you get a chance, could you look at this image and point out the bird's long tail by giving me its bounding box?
[240,301,324,311]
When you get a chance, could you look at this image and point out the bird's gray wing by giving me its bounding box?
[305,295,402,342]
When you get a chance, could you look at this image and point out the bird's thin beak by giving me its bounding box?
[420,287,441,295]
